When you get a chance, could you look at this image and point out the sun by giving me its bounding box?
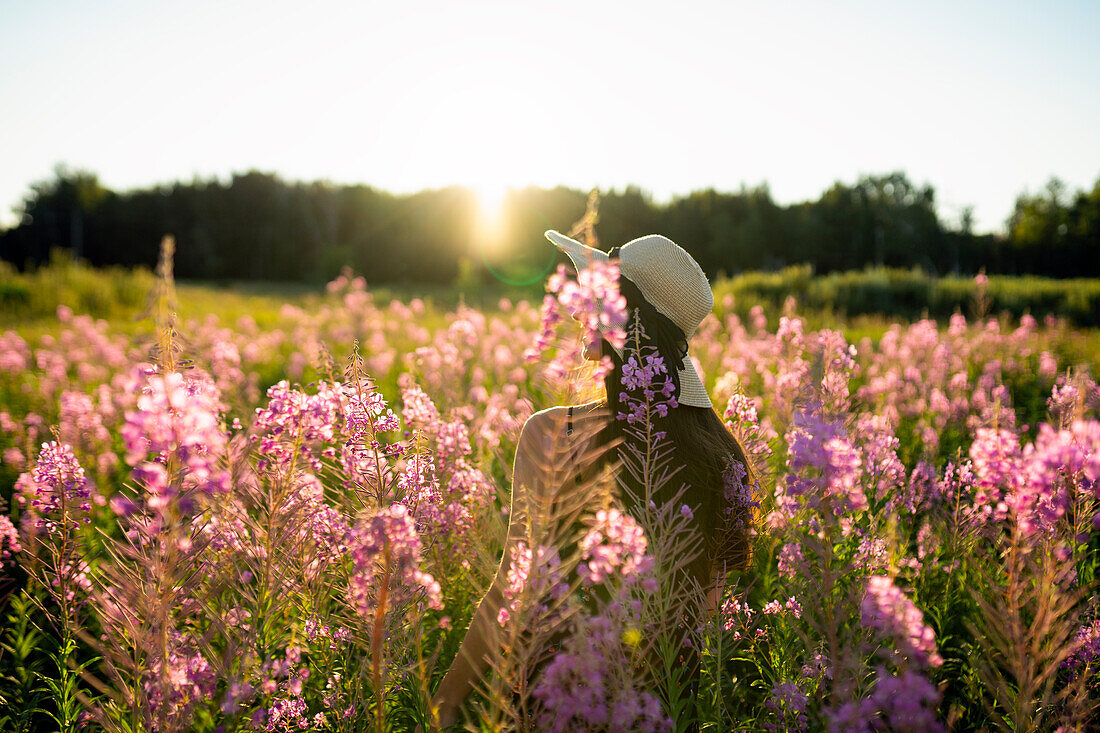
[471,182,510,258]
[474,182,508,228]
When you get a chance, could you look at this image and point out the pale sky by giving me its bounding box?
[1,0,1097,234]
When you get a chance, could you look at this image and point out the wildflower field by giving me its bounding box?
[1,247,1099,732]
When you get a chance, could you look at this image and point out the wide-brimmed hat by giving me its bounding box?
[544,230,713,409]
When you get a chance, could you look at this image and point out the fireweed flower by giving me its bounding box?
[853,533,889,572]
[143,632,218,731]
[399,380,441,429]
[936,460,975,507]
[824,698,878,733]
[577,508,655,587]
[869,667,943,733]
[432,419,472,464]
[58,389,114,466]
[762,597,804,620]
[722,457,759,530]
[801,652,833,681]
[1048,379,1082,425]
[496,541,569,626]
[527,261,628,382]
[615,348,679,441]
[723,391,774,466]
[781,409,867,516]
[344,380,399,445]
[966,427,1021,525]
[532,603,673,733]
[403,451,476,546]
[961,420,1100,534]
[48,558,92,603]
[816,330,859,413]
[620,353,678,412]
[0,513,20,563]
[853,414,906,507]
[398,451,439,506]
[1018,419,1100,531]
[122,369,229,495]
[526,294,563,362]
[265,699,309,731]
[824,667,943,733]
[900,460,940,514]
[720,595,755,632]
[1063,619,1100,685]
[764,681,809,732]
[0,330,31,374]
[283,473,350,572]
[396,384,496,546]
[2,447,26,471]
[555,260,628,353]
[304,618,351,649]
[251,380,343,472]
[347,504,442,618]
[861,575,943,668]
[25,441,91,530]
[777,543,806,579]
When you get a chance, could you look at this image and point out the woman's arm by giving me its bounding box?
[428,409,556,729]
[428,571,506,728]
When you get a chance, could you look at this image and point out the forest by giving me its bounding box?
[1,169,1098,285]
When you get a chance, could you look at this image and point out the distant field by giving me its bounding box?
[6,254,1100,333]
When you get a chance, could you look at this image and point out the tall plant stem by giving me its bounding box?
[372,547,392,733]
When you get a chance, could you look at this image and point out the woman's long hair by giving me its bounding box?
[596,275,758,587]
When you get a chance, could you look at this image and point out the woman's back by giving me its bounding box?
[429,231,758,730]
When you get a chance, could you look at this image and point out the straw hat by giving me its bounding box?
[544,230,714,409]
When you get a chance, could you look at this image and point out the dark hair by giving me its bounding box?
[596,275,758,587]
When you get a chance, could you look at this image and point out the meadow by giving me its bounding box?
[1,245,1098,732]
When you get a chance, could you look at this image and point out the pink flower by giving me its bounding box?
[1063,620,1100,684]
[252,380,342,472]
[122,370,228,494]
[783,409,867,513]
[528,260,629,383]
[496,542,568,626]
[862,575,943,668]
[577,508,654,586]
[532,605,672,733]
[765,681,808,732]
[143,632,218,731]
[24,441,90,530]
[347,504,442,618]
[0,514,21,563]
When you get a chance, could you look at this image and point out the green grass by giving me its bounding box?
[4,257,1100,365]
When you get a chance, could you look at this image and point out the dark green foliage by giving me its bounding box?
[0,590,52,733]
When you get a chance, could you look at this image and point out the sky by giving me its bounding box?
[1,0,1097,234]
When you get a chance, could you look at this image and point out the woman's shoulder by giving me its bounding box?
[516,405,609,470]
[525,405,569,423]
[519,406,569,441]
[520,401,606,438]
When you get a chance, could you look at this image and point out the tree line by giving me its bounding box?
[1,167,1097,285]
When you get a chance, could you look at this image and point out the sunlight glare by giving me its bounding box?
[475,182,507,227]
[473,182,509,259]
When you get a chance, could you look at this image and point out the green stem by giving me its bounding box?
[372,547,392,733]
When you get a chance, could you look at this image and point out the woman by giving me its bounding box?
[429,231,758,730]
